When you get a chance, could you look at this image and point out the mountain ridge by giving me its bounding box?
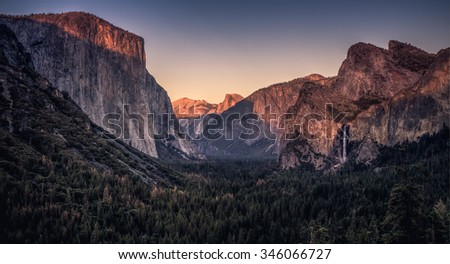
[172,93,243,118]
[184,41,448,167]
[1,12,447,170]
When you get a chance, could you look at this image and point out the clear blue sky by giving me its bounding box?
[1,0,449,103]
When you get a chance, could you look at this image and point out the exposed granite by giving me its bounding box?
[279,42,448,169]
[0,12,193,158]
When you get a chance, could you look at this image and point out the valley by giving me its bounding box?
[0,12,448,244]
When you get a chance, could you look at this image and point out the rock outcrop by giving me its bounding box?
[279,41,449,170]
[0,12,194,158]
[334,41,431,101]
[216,93,244,113]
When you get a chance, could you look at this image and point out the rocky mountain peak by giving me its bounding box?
[335,41,431,101]
[304,73,326,81]
[388,40,428,55]
[345,42,384,60]
[172,93,243,118]
[223,93,244,100]
[388,40,436,73]
[172,97,217,118]
[217,93,244,113]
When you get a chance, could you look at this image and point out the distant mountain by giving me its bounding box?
[216,93,244,113]
[191,74,327,160]
[0,12,195,159]
[1,11,447,170]
[172,93,243,118]
[187,41,448,166]
[173,98,217,118]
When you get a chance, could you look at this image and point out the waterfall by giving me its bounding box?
[342,124,348,162]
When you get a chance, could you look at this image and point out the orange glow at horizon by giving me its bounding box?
[2,0,448,103]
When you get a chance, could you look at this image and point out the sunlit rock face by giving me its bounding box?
[172,94,244,119]
[173,98,218,118]
[334,41,433,101]
[216,94,244,114]
[0,12,195,158]
[279,42,449,170]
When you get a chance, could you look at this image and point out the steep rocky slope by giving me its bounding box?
[0,12,194,158]
[0,24,183,186]
[280,41,449,169]
[334,41,434,101]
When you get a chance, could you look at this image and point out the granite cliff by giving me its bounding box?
[1,12,446,168]
[216,93,244,114]
[0,12,194,158]
[0,24,182,186]
[279,41,449,169]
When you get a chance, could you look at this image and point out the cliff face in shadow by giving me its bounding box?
[0,12,195,158]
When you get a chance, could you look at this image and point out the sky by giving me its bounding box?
[1,0,449,103]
